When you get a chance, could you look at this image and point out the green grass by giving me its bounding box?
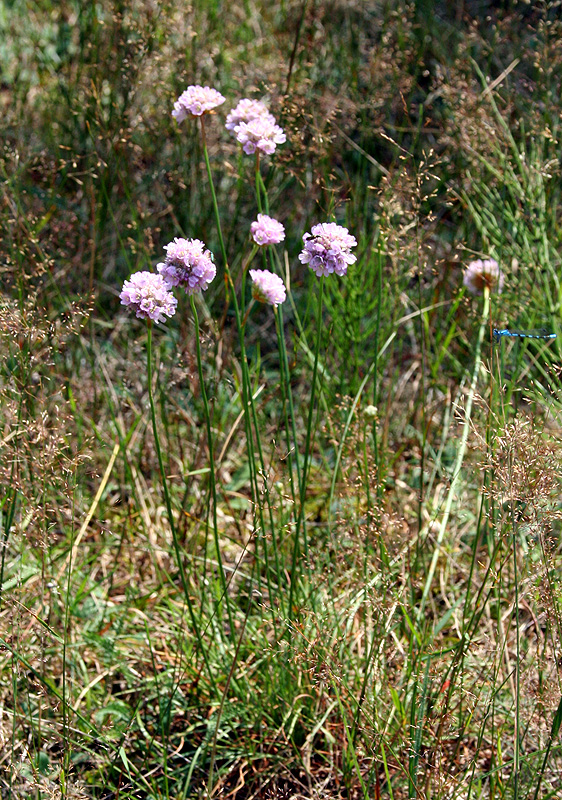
[2,1,562,798]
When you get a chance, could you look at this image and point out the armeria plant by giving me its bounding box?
[119,83,358,788]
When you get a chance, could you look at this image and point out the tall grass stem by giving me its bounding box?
[419,287,491,616]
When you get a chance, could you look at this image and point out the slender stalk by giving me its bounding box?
[190,295,233,631]
[146,322,216,690]
[246,389,280,615]
[239,300,281,614]
[274,251,302,493]
[255,151,262,212]
[224,266,269,602]
[198,116,250,437]
[275,303,301,498]
[199,120,283,622]
[254,154,270,215]
[288,276,324,617]
[239,244,259,316]
[200,116,228,270]
[198,119,266,606]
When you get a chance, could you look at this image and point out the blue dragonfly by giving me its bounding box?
[493,327,557,344]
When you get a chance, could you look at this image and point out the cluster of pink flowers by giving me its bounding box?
[157,238,216,295]
[172,87,286,156]
[121,86,364,324]
[123,85,504,354]
[120,236,216,324]
[463,258,504,295]
[172,85,225,123]
[249,269,286,307]
[250,214,285,246]
[226,99,271,131]
[234,115,286,156]
[226,97,286,156]
[120,272,178,324]
[247,215,287,305]
[298,222,358,277]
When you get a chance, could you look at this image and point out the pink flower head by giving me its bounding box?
[250,214,285,246]
[298,222,357,277]
[249,269,286,306]
[235,115,286,156]
[172,85,226,123]
[157,237,216,294]
[120,271,178,323]
[463,258,504,295]
[226,98,272,132]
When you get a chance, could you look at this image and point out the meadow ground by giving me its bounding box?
[2,1,562,797]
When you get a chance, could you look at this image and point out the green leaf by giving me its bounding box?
[550,695,562,739]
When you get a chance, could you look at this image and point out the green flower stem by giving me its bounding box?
[272,251,302,493]
[288,276,324,617]
[146,322,216,690]
[190,296,233,632]
[247,161,288,613]
[198,118,255,505]
[217,291,266,607]
[246,374,280,616]
[240,245,259,317]
[238,301,280,615]
[200,116,228,272]
[274,305,299,617]
[254,152,269,215]
[223,305,265,601]
[255,152,262,213]
[256,170,269,214]
[199,124,278,613]
[275,302,301,492]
